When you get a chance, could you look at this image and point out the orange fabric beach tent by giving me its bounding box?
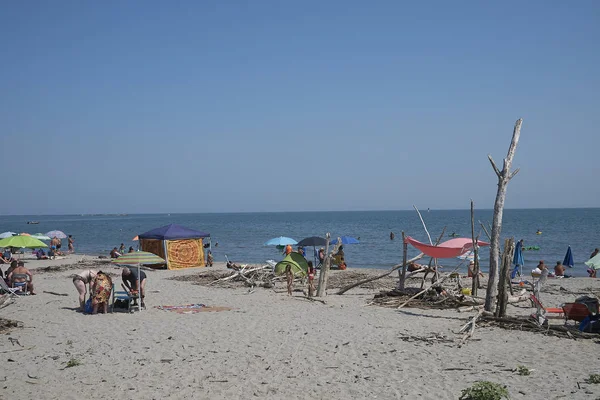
[138,224,210,269]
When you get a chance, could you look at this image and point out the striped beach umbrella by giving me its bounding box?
[111,251,165,266]
[46,230,67,239]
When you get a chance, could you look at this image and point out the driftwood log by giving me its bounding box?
[470,200,481,295]
[495,238,515,317]
[484,118,522,311]
[336,253,425,295]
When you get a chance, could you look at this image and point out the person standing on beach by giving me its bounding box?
[285,244,293,255]
[285,264,293,295]
[72,269,97,311]
[307,261,315,297]
[68,235,75,253]
[119,243,126,254]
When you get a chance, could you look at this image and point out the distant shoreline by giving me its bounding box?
[2,206,599,217]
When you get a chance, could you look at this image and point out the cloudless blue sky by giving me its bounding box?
[1,1,598,214]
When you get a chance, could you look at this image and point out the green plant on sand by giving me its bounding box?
[516,365,531,376]
[586,374,600,384]
[460,381,510,400]
[65,358,81,368]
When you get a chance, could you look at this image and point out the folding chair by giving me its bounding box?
[110,283,140,313]
[0,278,20,297]
[11,274,30,295]
[530,293,564,323]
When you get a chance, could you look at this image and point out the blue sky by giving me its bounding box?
[1,1,598,214]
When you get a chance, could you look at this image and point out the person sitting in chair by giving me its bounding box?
[0,248,14,264]
[318,248,325,266]
[122,267,146,308]
[35,248,48,260]
[110,247,121,259]
[7,261,36,295]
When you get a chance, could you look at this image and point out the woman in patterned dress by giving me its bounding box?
[91,271,112,314]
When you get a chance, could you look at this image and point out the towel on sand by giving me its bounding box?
[155,304,232,314]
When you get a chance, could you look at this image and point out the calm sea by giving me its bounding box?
[1,209,598,277]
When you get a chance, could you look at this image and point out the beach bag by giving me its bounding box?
[84,298,93,314]
[579,314,600,333]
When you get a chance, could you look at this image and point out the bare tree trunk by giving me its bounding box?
[398,232,408,290]
[316,233,331,297]
[484,119,523,311]
[470,200,480,296]
[495,238,515,317]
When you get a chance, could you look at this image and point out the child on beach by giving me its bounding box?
[285,264,293,296]
[68,235,75,253]
[207,250,213,267]
[307,261,315,297]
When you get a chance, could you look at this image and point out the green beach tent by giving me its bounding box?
[274,252,308,277]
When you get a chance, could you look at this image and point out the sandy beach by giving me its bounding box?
[1,255,600,400]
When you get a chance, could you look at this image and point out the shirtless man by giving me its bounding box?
[7,261,35,295]
[554,261,570,278]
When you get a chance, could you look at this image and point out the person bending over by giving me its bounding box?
[72,269,98,311]
[122,267,147,308]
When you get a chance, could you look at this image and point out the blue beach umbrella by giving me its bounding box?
[329,236,360,245]
[264,236,297,246]
[511,240,524,279]
[562,245,574,268]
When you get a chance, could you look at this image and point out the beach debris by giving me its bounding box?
[586,374,600,384]
[0,295,15,310]
[0,318,22,334]
[398,332,453,344]
[43,291,69,296]
[459,381,509,400]
[64,358,81,368]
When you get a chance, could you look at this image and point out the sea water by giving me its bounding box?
[1,209,598,277]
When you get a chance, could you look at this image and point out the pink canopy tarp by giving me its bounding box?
[404,236,490,259]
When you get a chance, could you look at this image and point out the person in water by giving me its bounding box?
[390,232,395,240]
[591,248,599,259]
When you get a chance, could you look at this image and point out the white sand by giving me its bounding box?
[1,255,600,399]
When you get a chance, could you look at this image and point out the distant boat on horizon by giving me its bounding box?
[27,221,39,224]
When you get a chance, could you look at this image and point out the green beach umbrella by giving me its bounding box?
[584,254,600,271]
[111,251,165,266]
[0,235,48,249]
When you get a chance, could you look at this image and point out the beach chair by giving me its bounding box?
[530,293,564,321]
[10,274,30,295]
[110,283,140,313]
[562,303,592,324]
[0,278,20,297]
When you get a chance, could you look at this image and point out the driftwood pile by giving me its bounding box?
[171,264,289,289]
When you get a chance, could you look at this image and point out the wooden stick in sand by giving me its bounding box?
[484,118,522,312]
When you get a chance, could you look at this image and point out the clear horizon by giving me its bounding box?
[2,206,599,218]
[1,1,598,215]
